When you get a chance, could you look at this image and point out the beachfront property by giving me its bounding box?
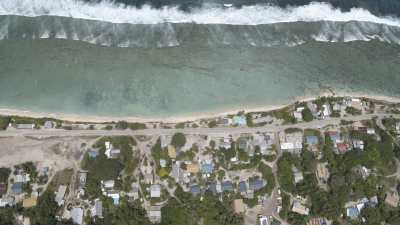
[279,131,303,154]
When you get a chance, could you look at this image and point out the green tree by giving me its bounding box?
[171,133,186,148]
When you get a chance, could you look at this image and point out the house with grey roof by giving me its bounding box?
[221,181,234,192]
[238,181,247,193]
[249,179,265,191]
[92,199,103,219]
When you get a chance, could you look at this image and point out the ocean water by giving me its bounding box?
[0,1,400,118]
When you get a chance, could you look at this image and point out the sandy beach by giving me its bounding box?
[0,92,399,123]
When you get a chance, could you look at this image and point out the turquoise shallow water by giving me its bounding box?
[0,37,400,118]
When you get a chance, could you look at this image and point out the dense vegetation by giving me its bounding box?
[161,187,243,225]
[81,136,137,198]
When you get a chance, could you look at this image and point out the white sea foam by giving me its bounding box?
[0,0,400,26]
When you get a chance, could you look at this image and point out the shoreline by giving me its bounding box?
[0,93,399,124]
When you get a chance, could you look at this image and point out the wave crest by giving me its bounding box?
[0,0,400,26]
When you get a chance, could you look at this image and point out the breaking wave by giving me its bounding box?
[1,15,400,48]
[0,0,400,26]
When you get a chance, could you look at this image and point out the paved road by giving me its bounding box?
[0,113,397,138]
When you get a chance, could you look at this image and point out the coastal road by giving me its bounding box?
[0,113,398,138]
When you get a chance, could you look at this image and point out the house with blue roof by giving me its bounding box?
[232,116,246,126]
[11,182,23,194]
[221,181,234,192]
[346,206,360,219]
[305,136,319,146]
[249,179,264,191]
[190,185,201,196]
[88,148,100,159]
[201,163,214,174]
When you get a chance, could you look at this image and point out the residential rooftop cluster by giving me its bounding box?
[1,96,400,225]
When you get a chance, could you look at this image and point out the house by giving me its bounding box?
[238,137,249,151]
[353,166,371,179]
[292,200,310,215]
[232,116,246,126]
[160,159,167,168]
[325,131,340,147]
[92,199,103,218]
[346,206,360,219]
[71,207,84,225]
[127,183,140,201]
[78,171,87,191]
[88,148,100,159]
[22,196,37,208]
[322,103,331,117]
[249,179,264,191]
[259,216,269,225]
[102,180,115,190]
[385,191,399,207]
[148,206,162,223]
[293,167,304,184]
[350,98,363,110]
[0,196,15,207]
[55,185,67,206]
[186,163,199,174]
[307,102,319,117]
[221,181,234,192]
[367,128,376,135]
[345,197,370,219]
[104,142,120,159]
[352,140,364,150]
[292,200,309,215]
[150,185,161,198]
[238,181,247,193]
[168,145,177,159]
[11,182,23,194]
[0,182,7,196]
[44,121,54,129]
[280,131,303,154]
[190,185,201,196]
[252,133,275,155]
[15,174,30,183]
[207,182,218,194]
[336,142,350,154]
[107,192,120,205]
[253,115,273,124]
[171,162,182,183]
[232,199,245,214]
[201,162,214,174]
[305,136,319,146]
[308,218,328,225]
[316,163,330,183]
[16,124,35,129]
[293,111,303,122]
[219,138,232,150]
